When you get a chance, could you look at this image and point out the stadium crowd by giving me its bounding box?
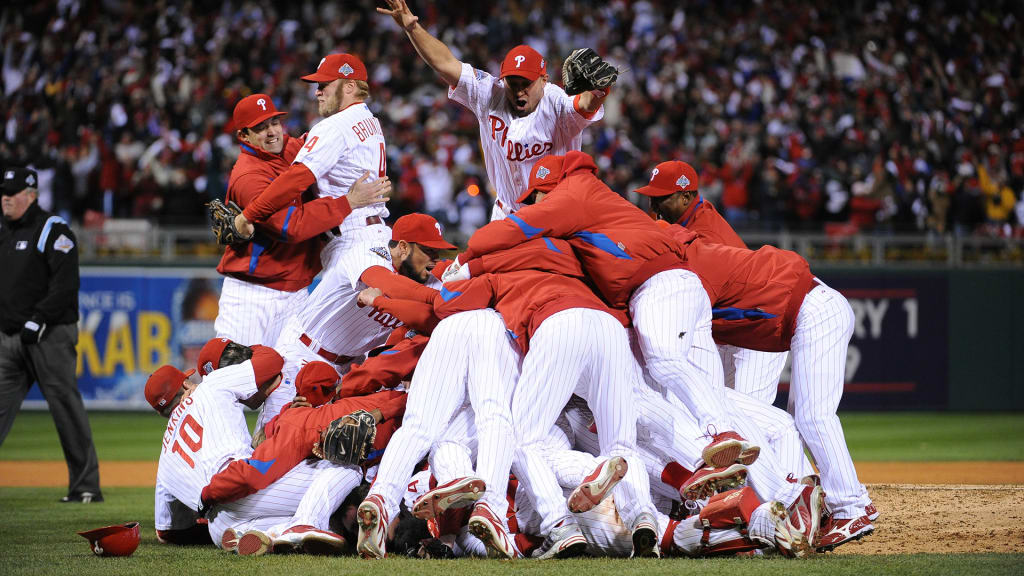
[1,0,1022,237]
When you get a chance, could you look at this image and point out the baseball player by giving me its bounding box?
[257,212,453,432]
[433,239,661,558]
[448,152,756,470]
[638,160,789,404]
[215,93,391,347]
[357,307,522,559]
[661,225,876,550]
[377,0,612,220]
[148,341,359,556]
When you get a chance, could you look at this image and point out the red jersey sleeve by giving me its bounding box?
[260,195,353,243]
[360,266,439,304]
[339,336,428,398]
[241,163,317,222]
[465,238,583,277]
[371,296,439,335]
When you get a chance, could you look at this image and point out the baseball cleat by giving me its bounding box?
[865,502,880,521]
[567,456,628,514]
[467,502,520,559]
[412,476,486,520]
[679,463,748,501]
[630,512,661,558]
[220,528,239,552]
[816,515,874,552]
[236,529,272,556]
[532,520,589,559]
[701,430,759,467]
[272,525,346,556]
[356,494,389,559]
[771,484,825,558]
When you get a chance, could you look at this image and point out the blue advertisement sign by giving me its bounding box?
[775,273,950,410]
[24,268,224,410]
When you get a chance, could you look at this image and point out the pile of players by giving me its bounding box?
[146,0,876,560]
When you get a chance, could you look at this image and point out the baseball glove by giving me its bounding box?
[562,48,618,96]
[312,410,377,466]
[206,199,254,245]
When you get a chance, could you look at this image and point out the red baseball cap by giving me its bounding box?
[392,213,457,250]
[145,365,195,412]
[635,161,700,197]
[197,337,233,377]
[516,155,565,203]
[301,53,368,83]
[227,94,287,133]
[295,361,340,408]
[500,45,546,81]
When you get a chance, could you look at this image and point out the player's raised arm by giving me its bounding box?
[377,0,463,86]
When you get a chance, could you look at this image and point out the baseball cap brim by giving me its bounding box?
[301,71,339,83]
[415,238,458,251]
[634,183,678,197]
[226,110,288,133]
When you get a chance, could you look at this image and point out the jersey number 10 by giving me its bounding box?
[171,415,204,469]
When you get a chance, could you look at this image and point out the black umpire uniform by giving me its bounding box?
[0,167,102,502]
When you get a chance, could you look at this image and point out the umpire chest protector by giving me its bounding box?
[0,202,80,334]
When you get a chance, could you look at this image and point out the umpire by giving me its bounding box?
[0,167,102,503]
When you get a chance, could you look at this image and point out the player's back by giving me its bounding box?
[299,103,389,233]
[155,362,258,510]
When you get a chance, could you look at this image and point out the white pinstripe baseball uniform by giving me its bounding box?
[206,458,362,545]
[367,309,522,523]
[448,63,603,219]
[254,102,396,431]
[215,277,309,348]
[154,362,259,512]
[788,280,871,518]
[719,344,789,405]
[511,308,655,535]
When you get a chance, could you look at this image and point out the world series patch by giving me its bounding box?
[370,246,392,262]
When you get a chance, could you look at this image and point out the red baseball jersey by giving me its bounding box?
[462,151,685,307]
[200,390,407,505]
[673,195,747,249]
[668,224,816,352]
[217,136,356,291]
[339,333,429,398]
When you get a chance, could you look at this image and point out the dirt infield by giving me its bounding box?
[3,461,1022,554]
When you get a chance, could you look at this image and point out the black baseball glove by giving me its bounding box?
[562,48,618,96]
[207,199,254,245]
[312,410,377,466]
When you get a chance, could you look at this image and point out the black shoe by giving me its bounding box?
[60,491,103,503]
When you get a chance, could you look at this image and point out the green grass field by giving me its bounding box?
[1,410,1023,575]
[3,411,1024,462]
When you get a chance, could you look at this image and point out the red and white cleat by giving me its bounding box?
[567,456,628,514]
[272,525,346,555]
[679,463,749,501]
[816,514,874,552]
[412,476,485,520]
[356,494,389,559]
[467,502,520,559]
[701,429,760,468]
[772,484,825,558]
[236,529,272,556]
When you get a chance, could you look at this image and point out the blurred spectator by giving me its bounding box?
[0,0,1020,239]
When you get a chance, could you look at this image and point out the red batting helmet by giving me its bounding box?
[77,522,141,557]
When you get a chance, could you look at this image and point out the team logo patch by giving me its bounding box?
[676,175,691,189]
[435,222,442,234]
[650,168,659,181]
[26,173,36,187]
[15,240,28,250]
[339,63,355,76]
[4,170,12,181]
[202,361,214,375]
[370,246,392,262]
[536,166,550,180]
[53,234,74,253]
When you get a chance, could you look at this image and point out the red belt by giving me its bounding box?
[325,215,384,238]
[299,333,354,365]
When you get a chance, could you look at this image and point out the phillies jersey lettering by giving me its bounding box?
[449,62,603,217]
[488,115,555,162]
[367,306,402,329]
[292,102,389,234]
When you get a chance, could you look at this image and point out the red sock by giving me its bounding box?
[661,462,693,491]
